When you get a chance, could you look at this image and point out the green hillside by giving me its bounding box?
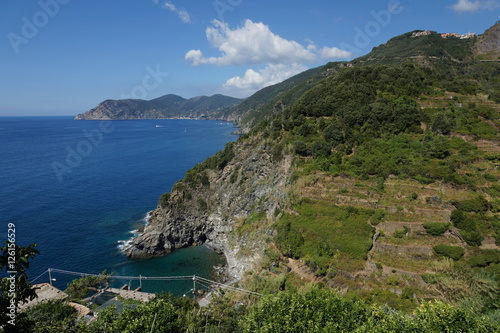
[182,23,500,322]
[356,30,475,63]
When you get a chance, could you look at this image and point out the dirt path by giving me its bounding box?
[286,258,319,282]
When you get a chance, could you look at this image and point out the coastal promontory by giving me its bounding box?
[75,94,243,120]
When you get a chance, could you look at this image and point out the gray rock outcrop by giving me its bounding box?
[475,22,500,59]
[123,136,293,279]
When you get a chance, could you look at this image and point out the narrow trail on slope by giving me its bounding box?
[286,258,319,282]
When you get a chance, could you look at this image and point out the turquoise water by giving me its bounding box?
[0,117,235,294]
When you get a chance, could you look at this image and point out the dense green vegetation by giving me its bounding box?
[64,272,109,300]
[275,202,375,274]
[16,300,79,333]
[253,60,496,192]
[241,288,498,333]
[433,244,465,260]
[449,195,499,247]
[11,287,500,332]
[158,192,171,209]
[424,222,451,236]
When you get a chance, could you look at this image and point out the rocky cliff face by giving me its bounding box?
[123,135,293,279]
[475,22,500,59]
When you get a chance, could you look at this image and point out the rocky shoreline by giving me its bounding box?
[123,135,293,281]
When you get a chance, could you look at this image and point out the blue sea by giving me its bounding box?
[0,116,236,294]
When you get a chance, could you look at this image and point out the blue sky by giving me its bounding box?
[0,0,499,116]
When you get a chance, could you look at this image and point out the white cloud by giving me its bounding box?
[223,63,308,96]
[185,19,351,66]
[154,0,191,23]
[186,19,352,97]
[450,0,499,12]
[320,47,353,60]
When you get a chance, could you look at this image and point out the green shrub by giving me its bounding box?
[312,141,332,158]
[426,135,451,158]
[65,272,109,300]
[241,289,369,332]
[197,198,208,211]
[414,174,435,184]
[376,177,385,192]
[276,202,374,265]
[324,124,344,145]
[433,245,465,260]
[229,166,240,184]
[460,230,483,246]
[294,140,310,156]
[216,142,236,170]
[200,141,236,170]
[393,226,409,238]
[21,299,78,332]
[401,287,415,300]
[240,289,498,332]
[421,273,439,284]
[423,222,450,236]
[450,210,477,232]
[158,192,171,209]
[371,209,385,226]
[298,122,315,137]
[275,221,304,258]
[484,173,498,182]
[272,142,284,162]
[454,195,490,213]
[468,249,500,267]
[486,183,500,197]
[431,112,454,135]
[493,220,500,246]
[492,199,500,213]
[200,173,210,187]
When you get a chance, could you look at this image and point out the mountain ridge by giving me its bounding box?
[74,94,243,120]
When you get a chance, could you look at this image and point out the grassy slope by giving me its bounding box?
[232,31,500,316]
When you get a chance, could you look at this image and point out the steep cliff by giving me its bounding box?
[124,134,293,279]
[475,21,500,60]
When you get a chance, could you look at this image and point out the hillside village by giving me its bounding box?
[412,30,476,39]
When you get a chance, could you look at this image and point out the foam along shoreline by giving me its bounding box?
[117,210,153,252]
